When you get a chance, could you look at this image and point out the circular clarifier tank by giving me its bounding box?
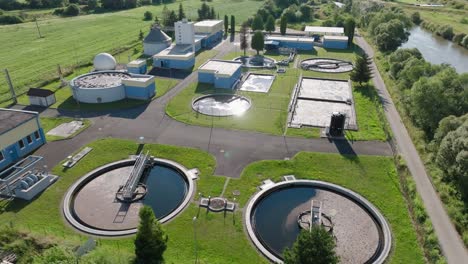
[301,58,353,73]
[233,56,276,68]
[245,180,391,264]
[192,94,251,116]
[63,158,195,236]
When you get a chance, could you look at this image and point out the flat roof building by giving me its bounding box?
[265,36,315,50]
[0,108,46,172]
[304,26,344,36]
[198,60,243,89]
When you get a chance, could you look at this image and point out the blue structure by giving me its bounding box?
[264,36,315,51]
[323,35,349,49]
[127,59,147,74]
[153,45,196,70]
[0,109,46,172]
[198,60,243,89]
[122,75,156,100]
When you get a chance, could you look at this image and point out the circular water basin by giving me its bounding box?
[63,159,194,236]
[301,58,353,73]
[245,180,391,264]
[233,56,276,68]
[192,94,251,116]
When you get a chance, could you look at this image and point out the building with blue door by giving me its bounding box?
[198,60,242,89]
[0,109,46,172]
[264,36,315,50]
[323,35,349,49]
[122,75,156,100]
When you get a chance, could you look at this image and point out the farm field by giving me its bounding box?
[0,0,264,102]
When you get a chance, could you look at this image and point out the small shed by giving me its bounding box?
[27,88,56,107]
[323,35,349,49]
[127,59,147,74]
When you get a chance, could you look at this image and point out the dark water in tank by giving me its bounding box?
[252,186,317,258]
[142,165,188,219]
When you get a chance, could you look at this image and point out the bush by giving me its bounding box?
[63,4,80,16]
[141,0,151,5]
[144,10,153,20]
[0,9,3,15]
[87,0,98,9]
[461,35,468,48]
[436,25,454,40]
[453,33,466,45]
[0,15,23,24]
[53,7,64,15]
[411,12,421,25]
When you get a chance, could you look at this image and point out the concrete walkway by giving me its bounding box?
[355,35,468,263]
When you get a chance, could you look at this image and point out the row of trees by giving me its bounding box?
[197,2,216,21]
[224,15,235,34]
[0,0,174,10]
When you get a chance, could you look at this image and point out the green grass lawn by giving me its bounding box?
[0,0,264,102]
[40,116,91,141]
[0,138,262,263]
[223,152,425,263]
[0,138,425,263]
[168,47,386,140]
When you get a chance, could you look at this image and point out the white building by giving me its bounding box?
[143,25,172,56]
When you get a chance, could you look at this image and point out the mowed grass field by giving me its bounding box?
[0,138,424,263]
[0,0,264,101]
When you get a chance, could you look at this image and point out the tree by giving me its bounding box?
[299,4,312,21]
[87,0,98,10]
[436,120,468,197]
[411,12,421,25]
[252,14,264,31]
[240,22,248,56]
[251,30,264,55]
[230,15,235,34]
[283,227,339,264]
[280,15,287,35]
[210,7,215,19]
[197,2,210,20]
[144,11,153,21]
[265,15,275,33]
[350,53,373,86]
[63,4,80,16]
[139,29,144,40]
[224,15,229,34]
[344,18,356,46]
[178,3,185,20]
[373,19,408,52]
[135,206,168,264]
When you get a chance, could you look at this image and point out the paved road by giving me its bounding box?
[355,35,468,263]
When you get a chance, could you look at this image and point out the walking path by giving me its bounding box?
[355,35,468,263]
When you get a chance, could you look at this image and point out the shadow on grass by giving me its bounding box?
[147,67,191,79]
[56,96,151,119]
[353,83,391,109]
[194,83,236,96]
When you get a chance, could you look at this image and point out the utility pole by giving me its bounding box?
[34,18,43,38]
[193,216,198,264]
[4,69,17,104]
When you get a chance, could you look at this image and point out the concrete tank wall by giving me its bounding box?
[72,85,126,104]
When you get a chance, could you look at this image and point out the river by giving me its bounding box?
[401,26,468,73]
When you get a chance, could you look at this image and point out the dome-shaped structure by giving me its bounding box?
[93,53,117,71]
[143,25,172,56]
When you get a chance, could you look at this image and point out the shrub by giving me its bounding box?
[63,4,80,16]
[53,7,64,15]
[144,10,153,20]
[461,35,468,48]
[87,0,98,9]
[453,33,466,45]
[0,15,23,24]
[411,12,421,25]
[436,25,454,40]
[140,0,151,5]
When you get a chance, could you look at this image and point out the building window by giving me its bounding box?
[0,151,4,162]
[34,131,40,140]
[18,139,25,149]
[26,135,33,144]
